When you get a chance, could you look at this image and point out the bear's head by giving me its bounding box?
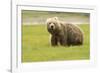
[46,17,61,35]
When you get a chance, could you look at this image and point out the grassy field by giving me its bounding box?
[22,24,90,62]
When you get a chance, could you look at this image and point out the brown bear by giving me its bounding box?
[46,17,84,46]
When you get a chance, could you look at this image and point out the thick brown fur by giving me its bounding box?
[46,17,84,46]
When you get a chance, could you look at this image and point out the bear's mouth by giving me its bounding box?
[50,28,54,32]
[50,28,54,30]
[48,28,55,33]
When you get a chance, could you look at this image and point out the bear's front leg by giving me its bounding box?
[51,35,58,46]
[59,36,67,46]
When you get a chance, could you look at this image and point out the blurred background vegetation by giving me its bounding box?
[22,10,90,25]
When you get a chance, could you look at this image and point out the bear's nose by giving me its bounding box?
[51,25,54,29]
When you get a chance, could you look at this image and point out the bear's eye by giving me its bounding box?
[48,23,51,25]
[53,23,56,25]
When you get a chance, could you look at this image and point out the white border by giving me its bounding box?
[12,3,97,73]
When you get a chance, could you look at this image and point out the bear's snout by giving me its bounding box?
[51,25,54,29]
[50,23,55,30]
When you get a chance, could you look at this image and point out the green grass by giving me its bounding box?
[22,24,90,62]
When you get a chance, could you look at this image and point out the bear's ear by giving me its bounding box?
[53,17,58,20]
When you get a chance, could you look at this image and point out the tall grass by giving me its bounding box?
[22,24,90,62]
